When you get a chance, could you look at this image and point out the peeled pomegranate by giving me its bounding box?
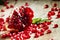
[6,6,34,32]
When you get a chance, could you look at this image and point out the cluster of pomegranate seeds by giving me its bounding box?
[0,2,59,40]
[0,18,6,31]
[48,11,55,17]
[6,3,34,32]
[8,10,23,31]
[56,11,60,18]
[51,7,58,11]
[47,3,60,19]
[47,11,55,20]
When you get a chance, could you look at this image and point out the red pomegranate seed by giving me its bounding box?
[1,9,5,12]
[44,4,49,9]
[22,33,30,39]
[0,18,4,22]
[34,32,40,38]
[10,4,14,8]
[6,17,10,22]
[1,34,7,38]
[51,8,55,11]
[13,33,16,36]
[6,5,10,9]
[53,24,58,28]
[0,18,4,25]
[47,11,55,18]
[0,25,2,31]
[46,29,51,34]
[51,7,58,11]
[40,28,45,32]
[7,33,12,37]
[16,37,21,40]
[43,26,49,31]
[48,16,52,20]
[58,8,60,11]
[46,22,51,25]
[40,32,44,36]
[32,28,37,33]
[21,6,24,8]
[54,7,58,11]
[53,3,57,7]
[1,26,6,31]
[11,36,14,40]
[56,15,60,19]
[56,12,60,18]
[25,2,29,6]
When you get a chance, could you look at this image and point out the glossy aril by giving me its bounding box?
[53,3,57,7]
[51,8,55,11]
[0,18,4,24]
[1,9,5,12]
[34,32,40,38]
[7,33,12,37]
[46,22,51,25]
[25,2,29,6]
[46,29,51,34]
[48,11,55,17]
[6,17,10,22]
[40,32,44,36]
[6,5,10,9]
[22,33,30,39]
[44,4,49,9]
[56,12,60,18]
[10,4,14,8]
[40,28,45,32]
[53,24,58,28]
[43,26,49,30]
[11,36,14,40]
[54,7,58,11]
[1,34,7,38]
